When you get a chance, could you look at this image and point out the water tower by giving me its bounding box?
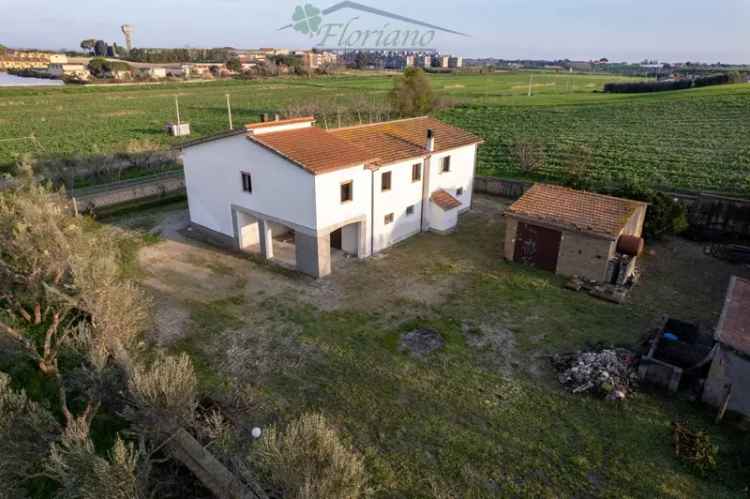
[121,24,134,51]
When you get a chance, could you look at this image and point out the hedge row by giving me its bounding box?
[603,72,744,93]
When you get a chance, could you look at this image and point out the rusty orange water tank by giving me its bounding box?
[617,235,644,256]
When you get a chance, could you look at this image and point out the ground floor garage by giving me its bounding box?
[231,205,369,278]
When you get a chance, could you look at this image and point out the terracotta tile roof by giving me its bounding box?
[330,116,483,166]
[505,184,647,239]
[245,116,315,131]
[716,276,750,354]
[248,127,376,175]
[431,189,462,211]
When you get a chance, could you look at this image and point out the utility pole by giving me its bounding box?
[225,94,233,130]
[528,74,534,97]
[174,96,181,127]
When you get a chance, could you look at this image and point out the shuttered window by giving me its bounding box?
[241,172,252,193]
[382,171,392,191]
[441,156,451,172]
[341,181,353,203]
[412,163,421,182]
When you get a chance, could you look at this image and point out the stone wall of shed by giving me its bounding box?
[504,217,518,261]
[556,231,615,282]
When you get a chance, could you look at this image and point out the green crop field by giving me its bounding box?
[1,72,749,193]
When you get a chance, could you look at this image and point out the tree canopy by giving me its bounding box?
[389,68,435,117]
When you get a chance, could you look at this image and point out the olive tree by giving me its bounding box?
[0,166,148,428]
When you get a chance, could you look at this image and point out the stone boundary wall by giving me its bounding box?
[71,171,185,212]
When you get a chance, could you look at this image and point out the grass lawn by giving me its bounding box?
[2,71,748,193]
[114,194,750,498]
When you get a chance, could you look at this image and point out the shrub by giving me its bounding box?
[125,353,198,437]
[0,372,60,495]
[46,417,140,499]
[255,412,367,499]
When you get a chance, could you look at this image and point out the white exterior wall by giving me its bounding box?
[184,134,479,262]
[312,164,371,231]
[251,121,313,135]
[430,207,458,233]
[371,159,426,253]
[183,134,317,237]
[429,145,477,210]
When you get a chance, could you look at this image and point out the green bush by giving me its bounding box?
[605,180,688,239]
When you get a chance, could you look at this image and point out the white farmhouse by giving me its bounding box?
[181,116,483,278]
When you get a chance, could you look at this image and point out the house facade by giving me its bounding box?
[181,116,482,278]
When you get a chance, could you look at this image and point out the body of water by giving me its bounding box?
[0,72,64,87]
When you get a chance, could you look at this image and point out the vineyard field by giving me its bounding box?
[440,84,750,193]
[0,72,748,193]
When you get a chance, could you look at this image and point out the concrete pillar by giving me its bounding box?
[357,221,368,258]
[259,219,274,259]
[295,231,331,278]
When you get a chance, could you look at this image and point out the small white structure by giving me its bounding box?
[137,67,167,79]
[181,116,483,278]
[47,63,90,80]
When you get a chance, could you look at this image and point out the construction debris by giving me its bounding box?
[553,349,639,400]
[565,275,635,304]
[671,422,718,475]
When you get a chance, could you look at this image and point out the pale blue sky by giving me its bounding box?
[2,0,748,63]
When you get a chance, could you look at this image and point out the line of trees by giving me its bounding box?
[603,71,745,93]
[126,48,234,63]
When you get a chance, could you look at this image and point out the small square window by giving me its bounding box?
[441,156,451,173]
[412,163,422,182]
[406,205,415,216]
[456,187,464,196]
[381,171,392,192]
[241,172,252,193]
[341,181,353,203]
[384,213,394,225]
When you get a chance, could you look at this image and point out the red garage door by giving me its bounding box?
[514,222,562,272]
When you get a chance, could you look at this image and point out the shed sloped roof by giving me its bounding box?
[431,190,462,211]
[505,184,647,239]
[248,127,376,175]
[716,276,750,354]
[330,116,483,166]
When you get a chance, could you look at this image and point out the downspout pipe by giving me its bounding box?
[370,168,375,256]
[420,129,435,232]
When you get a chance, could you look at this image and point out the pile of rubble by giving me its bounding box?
[552,349,639,401]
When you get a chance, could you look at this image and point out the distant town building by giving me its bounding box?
[302,50,338,70]
[448,56,463,69]
[0,50,66,71]
[416,55,432,68]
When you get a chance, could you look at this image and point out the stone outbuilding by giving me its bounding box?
[503,184,648,283]
[702,276,750,418]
